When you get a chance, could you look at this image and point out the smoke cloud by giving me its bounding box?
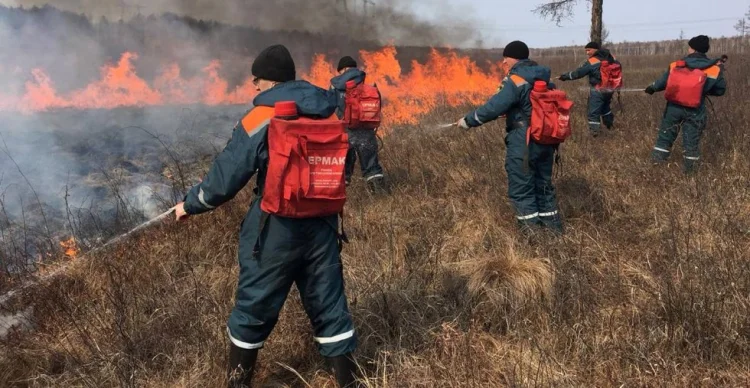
[0,0,479,47]
[0,0,481,262]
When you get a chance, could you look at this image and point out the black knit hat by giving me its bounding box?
[688,35,710,53]
[585,41,601,50]
[251,44,296,83]
[337,56,358,72]
[502,41,529,60]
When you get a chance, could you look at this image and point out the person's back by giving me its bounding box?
[645,35,726,174]
[330,66,367,119]
[330,56,387,193]
[504,60,554,128]
[664,53,725,107]
[174,45,360,388]
[584,48,620,87]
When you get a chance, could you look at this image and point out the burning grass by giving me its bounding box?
[1,46,500,126]
[1,53,750,387]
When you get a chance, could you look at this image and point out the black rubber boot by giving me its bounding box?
[366,177,389,195]
[227,344,258,388]
[327,353,360,388]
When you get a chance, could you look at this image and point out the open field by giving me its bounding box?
[1,53,749,387]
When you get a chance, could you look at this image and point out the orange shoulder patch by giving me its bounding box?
[588,57,601,65]
[703,65,720,79]
[509,74,527,86]
[326,114,342,121]
[241,106,275,135]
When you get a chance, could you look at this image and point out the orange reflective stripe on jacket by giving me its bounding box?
[241,106,275,135]
[703,65,720,79]
[669,61,721,79]
[509,74,528,87]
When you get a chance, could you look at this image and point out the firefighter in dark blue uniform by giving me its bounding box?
[330,56,386,193]
[174,45,359,388]
[645,35,727,174]
[558,42,620,137]
[456,41,563,235]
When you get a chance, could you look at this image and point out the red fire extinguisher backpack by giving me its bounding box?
[598,60,623,91]
[664,60,707,108]
[261,101,349,218]
[344,79,382,129]
[528,80,575,145]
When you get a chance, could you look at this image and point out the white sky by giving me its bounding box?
[410,0,749,48]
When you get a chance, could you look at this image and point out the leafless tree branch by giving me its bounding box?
[533,0,578,26]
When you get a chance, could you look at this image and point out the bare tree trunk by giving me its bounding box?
[590,0,603,44]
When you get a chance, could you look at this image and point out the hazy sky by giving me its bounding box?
[411,0,749,47]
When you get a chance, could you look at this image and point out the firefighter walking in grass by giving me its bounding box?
[173,44,360,388]
[457,41,573,236]
[644,35,726,174]
[558,42,623,137]
[330,56,387,193]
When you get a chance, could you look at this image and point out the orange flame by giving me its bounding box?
[304,47,501,126]
[59,237,80,259]
[1,46,503,127]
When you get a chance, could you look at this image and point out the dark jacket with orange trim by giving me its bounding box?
[562,49,619,87]
[464,59,554,130]
[183,80,339,216]
[649,53,726,107]
[330,68,367,120]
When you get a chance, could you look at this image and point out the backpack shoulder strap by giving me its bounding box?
[588,57,601,65]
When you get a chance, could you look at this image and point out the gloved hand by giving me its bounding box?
[456,117,470,129]
[644,85,655,95]
[558,73,570,81]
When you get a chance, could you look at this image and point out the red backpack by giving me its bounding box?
[599,60,623,91]
[528,80,575,145]
[261,101,348,218]
[664,60,707,108]
[344,79,382,129]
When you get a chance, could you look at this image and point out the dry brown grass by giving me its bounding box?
[1,53,750,387]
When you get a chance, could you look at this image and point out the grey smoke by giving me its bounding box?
[0,106,245,240]
[0,0,480,47]
[0,0,482,264]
